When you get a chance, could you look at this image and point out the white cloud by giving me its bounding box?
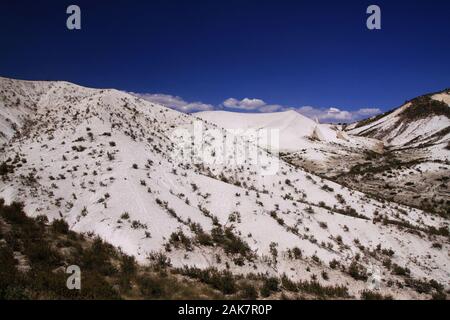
[296,106,381,123]
[222,98,269,110]
[258,104,285,113]
[222,97,285,113]
[355,108,382,116]
[221,97,381,122]
[132,93,214,113]
[131,92,381,123]
[297,106,351,122]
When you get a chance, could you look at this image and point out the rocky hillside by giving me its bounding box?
[335,90,450,218]
[346,89,450,154]
[196,110,383,176]
[0,77,449,299]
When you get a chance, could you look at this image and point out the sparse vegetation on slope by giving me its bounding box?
[0,78,448,301]
[401,96,450,121]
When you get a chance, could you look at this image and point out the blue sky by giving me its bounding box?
[0,0,449,122]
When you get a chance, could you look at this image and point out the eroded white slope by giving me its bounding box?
[0,78,55,144]
[196,110,376,152]
[347,91,450,149]
[195,109,383,175]
[0,78,449,297]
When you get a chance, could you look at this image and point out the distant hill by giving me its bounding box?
[346,90,450,156]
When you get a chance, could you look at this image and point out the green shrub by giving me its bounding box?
[25,241,60,269]
[360,289,393,300]
[260,277,279,297]
[0,245,21,299]
[78,271,120,299]
[291,247,302,259]
[138,275,164,298]
[281,274,297,292]
[81,237,116,276]
[348,261,368,281]
[148,252,172,270]
[402,96,450,120]
[52,219,69,234]
[329,259,339,269]
[169,230,193,251]
[121,255,137,276]
[211,226,252,258]
[297,280,349,298]
[404,278,443,294]
[239,282,258,299]
[0,162,13,176]
[392,264,410,277]
[177,266,236,295]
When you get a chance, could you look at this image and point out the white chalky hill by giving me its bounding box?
[0,77,448,299]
